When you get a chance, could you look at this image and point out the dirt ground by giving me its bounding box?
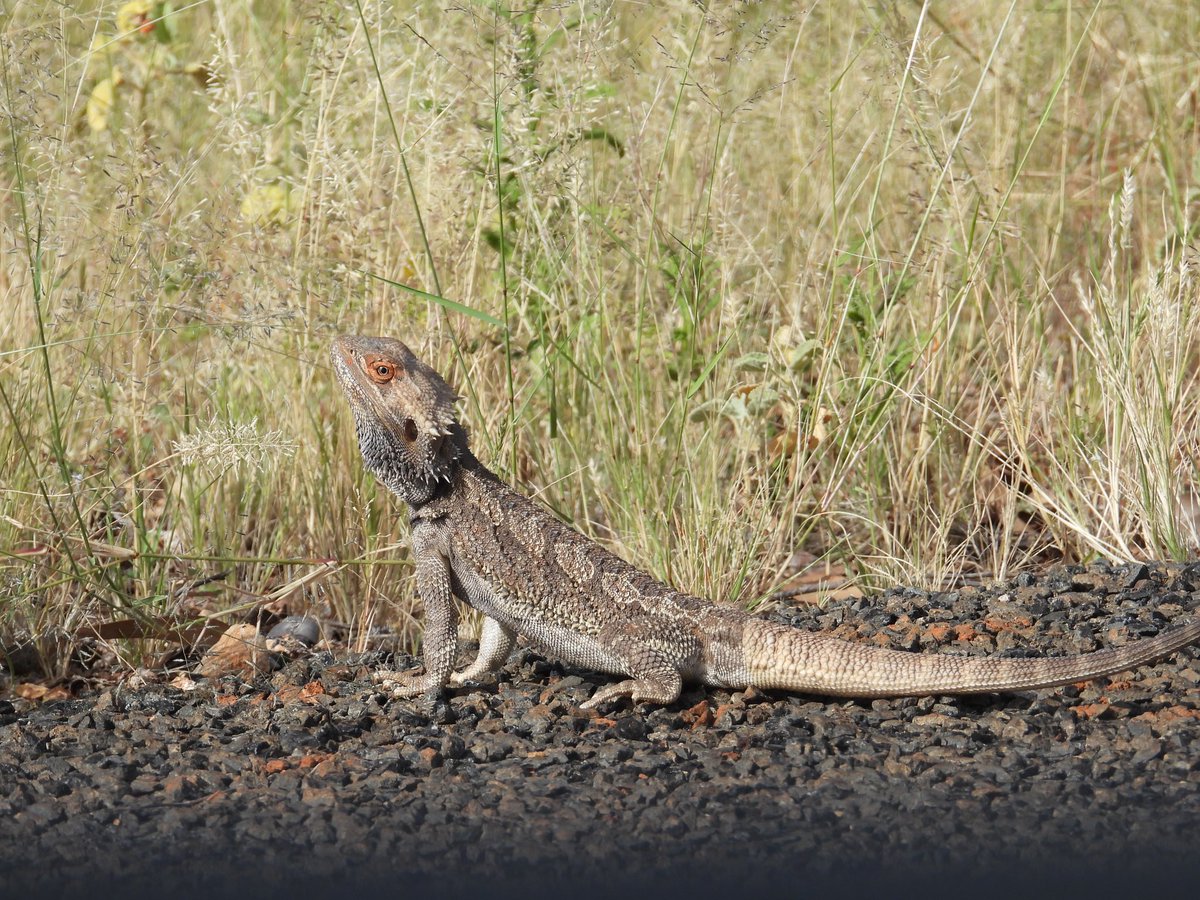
[2,560,1198,900]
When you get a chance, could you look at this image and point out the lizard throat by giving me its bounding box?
[354,417,462,507]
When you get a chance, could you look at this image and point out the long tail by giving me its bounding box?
[742,617,1200,698]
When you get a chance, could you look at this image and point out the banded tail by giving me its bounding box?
[743,617,1200,697]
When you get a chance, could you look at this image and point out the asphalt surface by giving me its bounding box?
[2,560,1199,900]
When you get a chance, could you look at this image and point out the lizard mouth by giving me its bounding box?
[331,337,359,376]
[329,342,359,393]
[329,340,378,417]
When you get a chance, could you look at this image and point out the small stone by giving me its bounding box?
[520,704,556,736]
[1122,563,1150,589]
[268,616,321,646]
[162,775,201,803]
[1130,734,1163,766]
[613,717,647,742]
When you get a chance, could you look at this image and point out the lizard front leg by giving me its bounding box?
[450,615,516,686]
[374,541,458,710]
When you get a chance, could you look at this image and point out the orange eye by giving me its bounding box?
[366,358,396,383]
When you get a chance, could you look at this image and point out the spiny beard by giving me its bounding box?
[355,419,459,506]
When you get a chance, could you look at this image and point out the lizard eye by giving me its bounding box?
[367,361,396,384]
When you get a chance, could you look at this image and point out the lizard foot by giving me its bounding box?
[373,669,448,716]
[580,676,681,710]
[448,666,499,687]
[373,669,441,698]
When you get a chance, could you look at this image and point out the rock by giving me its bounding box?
[267,616,321,646]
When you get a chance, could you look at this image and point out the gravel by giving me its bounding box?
[2,561,1199,900]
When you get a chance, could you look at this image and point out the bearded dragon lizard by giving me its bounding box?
[332,334,1200,710]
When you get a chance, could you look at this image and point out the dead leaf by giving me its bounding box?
[681,699,714,729]
[768,429,798,461]
[86,75,120,132]
[13,682,70,702]
[274,680,326,705]
[63,532,138,560]
[822,584,864,602]
[195,624,274,678]
[300,681,326,699]
[170,672,198,691]
[1070,702,1111,720]
[804,406,834,450]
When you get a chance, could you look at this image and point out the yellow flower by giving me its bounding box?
[240,184,299,226]
[86,73,122,132]
[116,1,156,39]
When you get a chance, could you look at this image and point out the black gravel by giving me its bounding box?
[2,561,1199,900]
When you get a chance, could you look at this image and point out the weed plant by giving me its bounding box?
[2,1,1198,682]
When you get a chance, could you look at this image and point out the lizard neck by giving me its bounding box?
[357,420,471,508]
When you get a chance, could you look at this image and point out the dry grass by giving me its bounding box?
[2,1,1199,683]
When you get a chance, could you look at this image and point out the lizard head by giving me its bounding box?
[331,334,467,505]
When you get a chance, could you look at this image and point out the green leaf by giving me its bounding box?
[359,270,504,328]
[732,352,770,372]
[155,2,176,43]
[686,332,735,400]
[579,127,625,157]
[483,227,514,258]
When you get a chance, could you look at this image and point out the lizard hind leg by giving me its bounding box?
[580,666,683,710]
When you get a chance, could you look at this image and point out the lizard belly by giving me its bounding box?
[451,561,630,676]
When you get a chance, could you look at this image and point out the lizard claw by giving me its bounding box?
[373,671,452,723]
[580,682,632,710]
[581,675,682,709]
[373,669,437,698]
[448,669,495,687]
[374,672,449,719]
